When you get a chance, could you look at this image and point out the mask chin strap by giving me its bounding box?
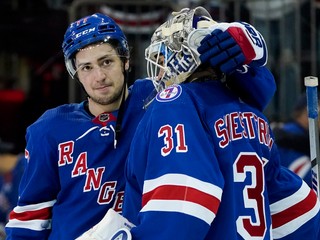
[114,61,129,148]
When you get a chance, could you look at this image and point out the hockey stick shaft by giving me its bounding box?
[304,76,320,197]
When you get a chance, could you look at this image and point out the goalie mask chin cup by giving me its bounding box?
[145,6,217,92]
[62,13,129,78]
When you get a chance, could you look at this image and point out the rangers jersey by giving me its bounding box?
[5,79,154,239]
[123,80,320,239]
[5,66,277,239]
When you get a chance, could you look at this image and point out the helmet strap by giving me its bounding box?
[114,60,129,148]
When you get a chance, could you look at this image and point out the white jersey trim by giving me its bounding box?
[143,173,222,198]
[272,200,320,238]
[140,199,215,225]
[6,219,52,231]
[270,181,308,213]
[12,199,56,213]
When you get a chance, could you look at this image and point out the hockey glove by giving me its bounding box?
[76,209,135,240]
[197,22,267,74]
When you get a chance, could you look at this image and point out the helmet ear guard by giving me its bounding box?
[145,7,217,93]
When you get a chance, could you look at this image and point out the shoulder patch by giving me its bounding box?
[156,85,182,102]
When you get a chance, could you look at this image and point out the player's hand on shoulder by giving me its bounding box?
[197,21,267,74]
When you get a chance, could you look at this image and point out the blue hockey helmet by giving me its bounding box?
[62,13,129,78]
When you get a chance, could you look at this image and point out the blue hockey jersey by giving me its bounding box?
[123,80,320,239]
[5,66,277,239]
[5,79,154,239]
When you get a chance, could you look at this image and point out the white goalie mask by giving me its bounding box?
[145,7,217,92]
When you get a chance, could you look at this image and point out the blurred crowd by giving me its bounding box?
[0,139,24,239]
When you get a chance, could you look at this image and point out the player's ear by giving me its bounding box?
[125,60,130,71]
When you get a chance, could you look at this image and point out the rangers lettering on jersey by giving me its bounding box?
[57,139,124,210]
[214,111,274,149]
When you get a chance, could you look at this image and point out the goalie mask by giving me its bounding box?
[145,7,217,92]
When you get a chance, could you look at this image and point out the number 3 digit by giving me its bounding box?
[233,153,267,239]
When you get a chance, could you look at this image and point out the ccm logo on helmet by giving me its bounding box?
[74,27,96,39]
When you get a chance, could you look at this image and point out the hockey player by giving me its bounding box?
[120,7,320,240]
[273,93,320,188]
[6,9,276,240]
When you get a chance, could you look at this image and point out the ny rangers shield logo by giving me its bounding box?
[156,84,182,102]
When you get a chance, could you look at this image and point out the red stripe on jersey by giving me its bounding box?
[142,185,220,214]
[9,207,52,221]
[292,161,307,174]
[272,189,317,228]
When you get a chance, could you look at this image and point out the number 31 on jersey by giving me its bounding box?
[158,124,188,157]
